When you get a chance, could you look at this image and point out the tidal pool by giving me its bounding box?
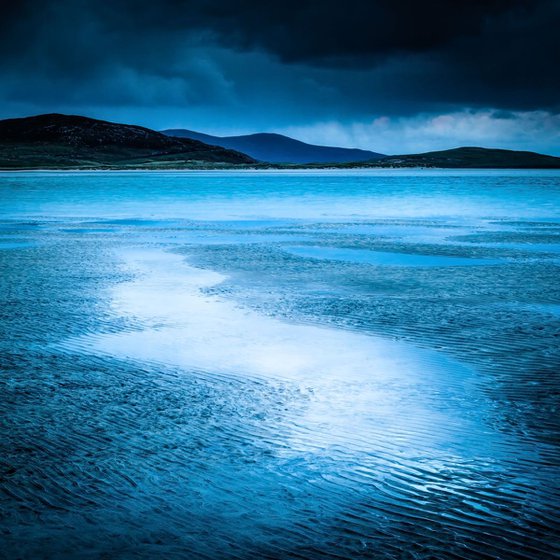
[283,245,503,266]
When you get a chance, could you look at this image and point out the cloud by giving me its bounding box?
[0,0,559,114]
[105,0,538,66]
[277,110,560,156]
[0,0,559,154]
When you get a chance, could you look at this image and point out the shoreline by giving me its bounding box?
[3,166,560,173]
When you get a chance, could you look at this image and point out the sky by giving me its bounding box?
[1,0,559,155]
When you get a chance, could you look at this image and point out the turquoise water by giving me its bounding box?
[283,245,503,266]
[1,170,559,559]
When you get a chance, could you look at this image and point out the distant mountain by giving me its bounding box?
[2,116,559,170]
[375,147,560,169]
[162,129,385,164]
[0,114,255,168]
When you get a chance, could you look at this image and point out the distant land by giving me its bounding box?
[371,147,560,169]
[1,114,560,170]
[0,114,254,169]
[162,129,385,164]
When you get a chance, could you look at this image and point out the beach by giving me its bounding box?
[1,169,559,559]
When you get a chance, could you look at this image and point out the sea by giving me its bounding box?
[1,169,559,559]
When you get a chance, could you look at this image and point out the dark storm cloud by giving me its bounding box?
[0,0,558,118]
[168,0,560,109]
[154,0,536,64]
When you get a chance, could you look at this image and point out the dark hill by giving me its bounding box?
[162,129,385,164]
[0,114,255,168]
[376,147,560,168]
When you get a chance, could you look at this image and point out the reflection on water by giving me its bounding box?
[1,170,559,559]
[283,245,502,266]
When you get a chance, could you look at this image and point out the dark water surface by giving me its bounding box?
[1,170,559,559]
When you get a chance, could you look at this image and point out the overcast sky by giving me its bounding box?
[1,0,559,154]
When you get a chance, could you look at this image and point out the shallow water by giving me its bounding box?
[283,245,502,266]
[1,170,559,559]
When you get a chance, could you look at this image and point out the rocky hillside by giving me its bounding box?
[0,114,255,168]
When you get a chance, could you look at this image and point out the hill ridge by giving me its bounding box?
[1,114,559,169]
[0,114,255,168]
[162,128,385,164]
[376,146,560,168]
